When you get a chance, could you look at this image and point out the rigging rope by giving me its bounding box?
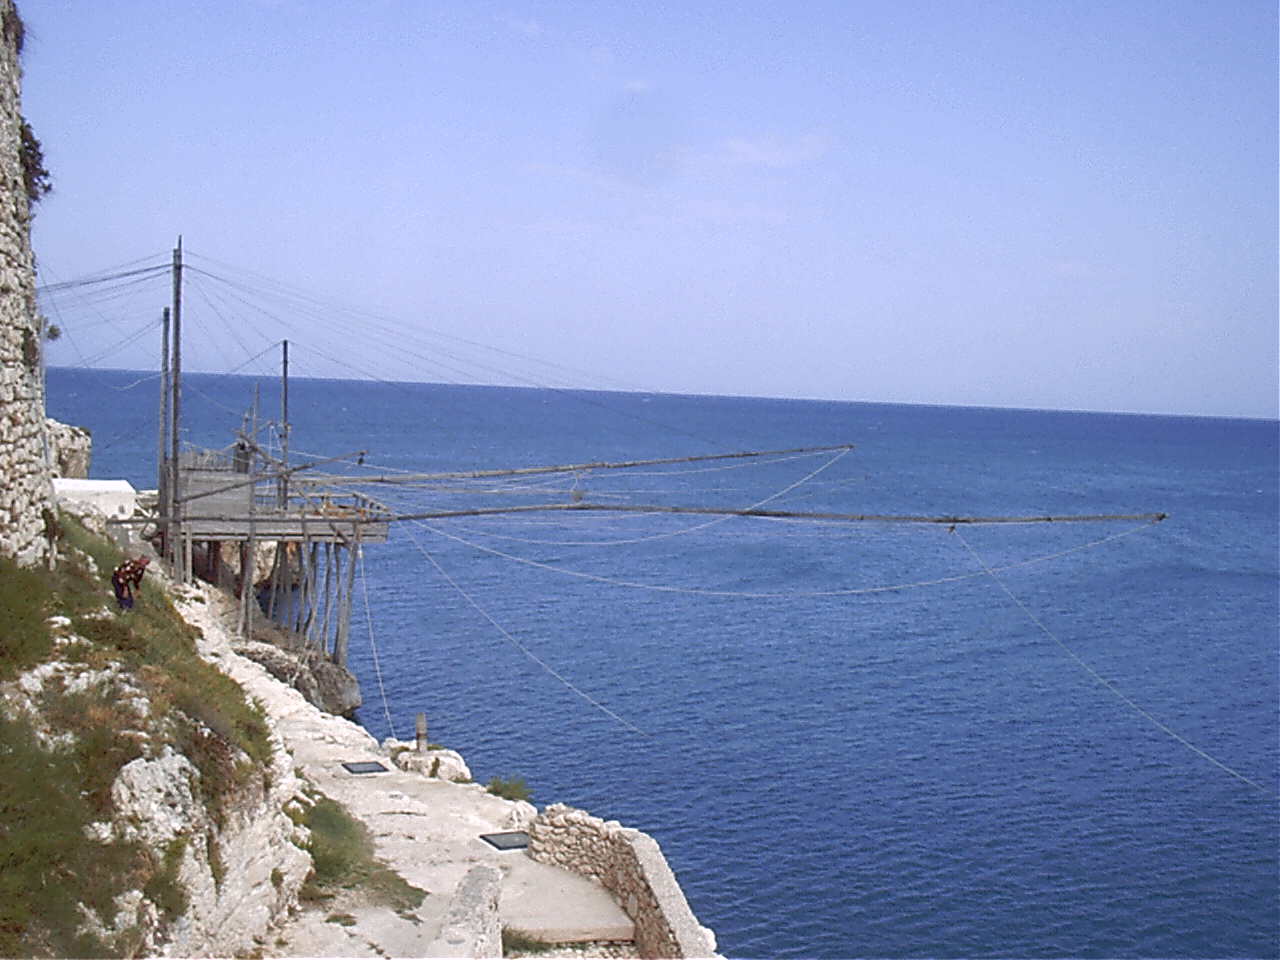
[357,544,398,741]
[401,525,648,736]
[393,446,854,549]
[405,514,1163,599]
[951,528,1271,796]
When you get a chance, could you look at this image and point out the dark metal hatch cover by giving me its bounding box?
[341,760,389,775]
[479,831,530,850]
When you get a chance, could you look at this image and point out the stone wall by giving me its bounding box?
[0,0,53,566]
[527,804,718,959]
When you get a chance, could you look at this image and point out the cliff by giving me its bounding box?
[1,500,718,957]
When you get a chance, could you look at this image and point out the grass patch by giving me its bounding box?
[299,793,425,914]
[0,555,55,679]
[325,912,357,927]
[502,927,555,955]
[143,836,190,922]
[0,714,149,958]
[486,775,532,802]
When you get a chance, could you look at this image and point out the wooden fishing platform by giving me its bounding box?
[177,448,390,543]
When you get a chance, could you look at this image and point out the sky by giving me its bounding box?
[17,0,1279,418]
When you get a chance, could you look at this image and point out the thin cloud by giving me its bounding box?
[721,134,829,169]
[499,14,545,38]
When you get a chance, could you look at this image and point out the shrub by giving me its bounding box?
[299,793,424,913]
[486,775,532,803]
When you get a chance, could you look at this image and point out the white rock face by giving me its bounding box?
[45,418,92,477]
[111,748,203,846]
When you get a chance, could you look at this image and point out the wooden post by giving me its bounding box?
[320,541,335,653]
[295,533,311,634]
[170,238,183,573]
[266,541,282,622]
[334,531,359,668]
[280,339,290,507]
[303,541,320,646]
[157,307,170,565]
[416,713,428,753]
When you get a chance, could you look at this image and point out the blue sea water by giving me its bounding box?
[47,367,1279,959]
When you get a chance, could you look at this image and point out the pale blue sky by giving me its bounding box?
[20,0,1279,418]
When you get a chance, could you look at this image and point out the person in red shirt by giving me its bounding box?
[111,555,150,610]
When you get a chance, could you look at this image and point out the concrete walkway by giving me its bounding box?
[174,583,632,957]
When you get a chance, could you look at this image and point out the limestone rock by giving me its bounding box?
[45,417,91,478]
[111,748,204,847]
[312,658,362,716]
[389,742,473,782]
[235,640,362,717]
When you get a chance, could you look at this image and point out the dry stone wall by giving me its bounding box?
[527,804,718,959]
[0,0,53,567]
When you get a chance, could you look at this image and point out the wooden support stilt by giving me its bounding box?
[303,541,320,647]
[266,541,283,623]
[320,541,335,654]
[334,532,359,668]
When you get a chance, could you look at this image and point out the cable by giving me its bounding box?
[401,525,648,736]
[951,527,1272,796]
[408,515,1162,600]
[357,544,397,741]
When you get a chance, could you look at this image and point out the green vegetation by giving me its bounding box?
[501,927,555,955]
[486,775,532,802]
[0,513,276,955]
[18,118,51,205]
[0,555,55,677]
[299,793,425,916]
[0,713,149,957]
[143,837,191,923]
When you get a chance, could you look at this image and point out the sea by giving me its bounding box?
[46,366,1279,960]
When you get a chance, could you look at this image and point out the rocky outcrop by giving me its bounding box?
[235,634,363,717]
[102,744,311,957]
[0,0,53,567]
[45,416,91,477]
[385,738,474,783]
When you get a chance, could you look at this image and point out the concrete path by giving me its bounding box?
[174,583,632,957]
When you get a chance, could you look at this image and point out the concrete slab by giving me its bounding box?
[501,854,635,943]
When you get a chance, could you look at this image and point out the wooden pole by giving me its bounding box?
[157,307,170,562]
[280,339,290,507]
[170,237,183,577]
[303,541,320,646]
[319,541,335,653]
[334,531,359,668]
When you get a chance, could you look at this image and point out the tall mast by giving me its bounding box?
[169,236,183,572]
[158,306,170,540]
[280,339,290,506]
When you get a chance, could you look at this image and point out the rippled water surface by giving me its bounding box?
[50,369,1279,958]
